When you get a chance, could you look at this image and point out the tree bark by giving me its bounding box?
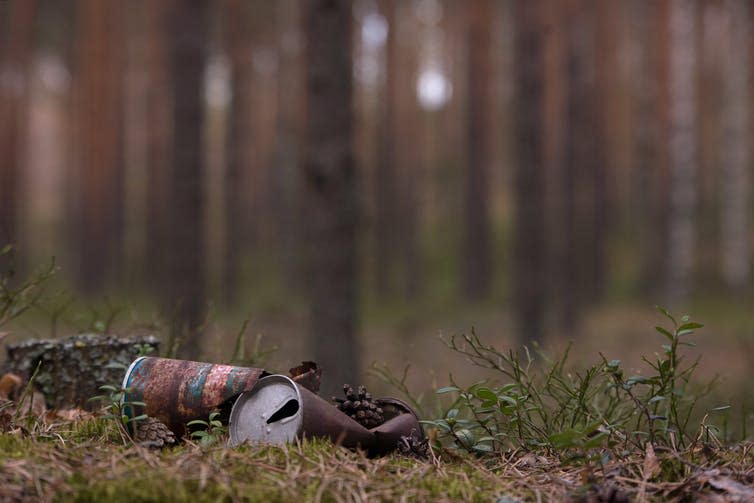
[720,0,750,289]
[0,0,36,271]
[374,0,398,299]
[222,0,254,306]
[303,0,360,395]
[513,0,547,345]
[145,0,173,293]
[632,0,670,298]
[71,0,124,294]
[168,0,207,359]
[463,0,493,301]
[665,0,697,304]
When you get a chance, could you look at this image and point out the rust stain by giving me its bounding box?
[125,357,264,436]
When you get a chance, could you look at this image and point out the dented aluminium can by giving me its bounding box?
[229,375,375,450]
[123,356,266,436]
[228,375,423,456]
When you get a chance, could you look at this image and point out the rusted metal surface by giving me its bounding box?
[123,357,266,436]
[369,413,422,456]
[229,374,424,456]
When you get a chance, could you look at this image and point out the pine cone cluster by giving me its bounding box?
[133,417,176,448]
[333,384,384,429]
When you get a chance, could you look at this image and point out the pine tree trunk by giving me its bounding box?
[303,0,360,395]
[71,0,124,294]
[168,0,207,359]
[145,0,172,294]
[0,0,36,270]
[513,0,547,345]
[274,0,305,290]
[720,0,750,289]
[463,0,493,301]
[665,0,697,304]
[632,0,670,298]
[374,0,398,299]
[222,0,254,306]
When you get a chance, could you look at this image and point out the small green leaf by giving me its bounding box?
[472,442,494,453]
[455,428,475,447]
[474,388,497,402]
[436,386,460,395]
[655,326,674,341]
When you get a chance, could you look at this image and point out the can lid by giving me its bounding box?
[228,374,303,447]
[122,356,147,391]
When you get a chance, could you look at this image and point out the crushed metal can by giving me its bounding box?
[228,375,423,456]
[122,356,266,436]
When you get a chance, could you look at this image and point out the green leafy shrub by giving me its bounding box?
[187,410,227,447]
[425,308,724,457]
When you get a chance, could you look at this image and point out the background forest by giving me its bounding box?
[1,0,753,401]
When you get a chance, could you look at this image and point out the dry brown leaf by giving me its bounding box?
[51,408,94,422]
[0,373,22,400]
[290,361,322,394]
[642,442,661,480]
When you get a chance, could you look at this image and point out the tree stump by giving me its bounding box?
[4,334,159,410]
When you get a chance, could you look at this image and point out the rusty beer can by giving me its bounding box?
[122,356,266,436]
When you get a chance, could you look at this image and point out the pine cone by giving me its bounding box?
[397,429,429,459]
[333,384,385,429]
[133,417,176,448]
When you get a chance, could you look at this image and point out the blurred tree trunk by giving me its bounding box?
[374,0,398,299]
[168,0,207,359]
[71,0,124,294]
[274,0,305,290]
[665,0,697,304]
[0,0,36,271]
[397,7,420,301]
[590,0,612,303]
[719,0,750,289]
[462,0,492,301]
[303,0,359,394]
[557,0,606,334]
[145,0,172,293]
[632,0,670,298]
[513,0,547,345]
[222,0,253,306]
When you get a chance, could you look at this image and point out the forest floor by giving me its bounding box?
[1,416,754,502]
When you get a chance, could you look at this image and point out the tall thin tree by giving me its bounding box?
[463,0,493,300]
[665,0,697,303]
[374,0,399,299]
[303,0,359,395]
[0,0,36,271]
[513,0,547,345]
[222,0,254,306]
[720,0,750,289]
[145,0,173,293]
[71,0,124,294]
[168,0,207,359]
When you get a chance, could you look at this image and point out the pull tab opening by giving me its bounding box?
[266,399,300,424]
